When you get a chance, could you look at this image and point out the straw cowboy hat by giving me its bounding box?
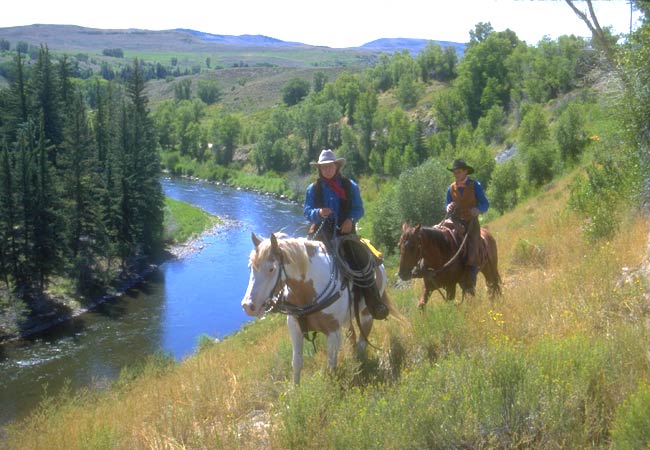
[448,158,474,174]
[310,149,345,170]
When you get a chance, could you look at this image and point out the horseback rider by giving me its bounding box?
[446,158,489,295]
[304,149,388,320]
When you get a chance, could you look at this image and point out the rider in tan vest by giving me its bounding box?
[446,159,489,295]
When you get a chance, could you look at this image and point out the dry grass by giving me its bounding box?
[3,176,650,449]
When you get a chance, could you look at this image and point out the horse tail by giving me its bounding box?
[381,290,409,327]
[481,229,503,296]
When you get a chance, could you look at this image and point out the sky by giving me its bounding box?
[0,0,642,48]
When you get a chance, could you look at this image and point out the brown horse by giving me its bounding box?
[397,222,501,307]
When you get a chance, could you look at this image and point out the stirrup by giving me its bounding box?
[369,302,388,320]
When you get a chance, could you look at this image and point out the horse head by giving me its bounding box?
[398,222,423,281]
[241,232,284,317]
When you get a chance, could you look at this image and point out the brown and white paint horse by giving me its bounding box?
[241,233,389,384]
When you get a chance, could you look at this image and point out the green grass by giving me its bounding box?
[163,197,221,244]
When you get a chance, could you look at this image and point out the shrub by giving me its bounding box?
[611,383,650,449]
[568,157,625,241]
[282,77,310,106]
[523,142,558,188]
[488,159,520,214]
[510,238,546,267]
[556,102,588,164]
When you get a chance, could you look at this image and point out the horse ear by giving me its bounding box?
[414,224,421,232]
[251,232,262,248]
[270,233,279,252]
[402,222,409,232]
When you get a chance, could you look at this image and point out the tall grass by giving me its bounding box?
[163,197,221,245]
[3,177,650,449]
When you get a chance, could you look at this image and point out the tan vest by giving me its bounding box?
[450,180,477,221]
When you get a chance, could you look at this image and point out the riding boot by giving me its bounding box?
[466,266,478,296]
[363,284,388,320]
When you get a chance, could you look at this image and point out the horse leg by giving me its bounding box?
[419,279,433,309]
[326,329,342,372]
[356,308,373,359]
[287,317,304,384]
[446,284,457,301]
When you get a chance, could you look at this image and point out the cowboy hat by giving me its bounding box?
[310,149,345,169]
[448,158,474,174]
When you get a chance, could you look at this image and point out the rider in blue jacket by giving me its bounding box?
[304,149,388,320]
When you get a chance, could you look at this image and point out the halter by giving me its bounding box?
[262,239,347,318]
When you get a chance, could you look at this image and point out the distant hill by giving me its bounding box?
[0,24,464,58]
[358,37,466,57]
[176,28,306,48]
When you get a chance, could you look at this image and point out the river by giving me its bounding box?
[0,176,308,427]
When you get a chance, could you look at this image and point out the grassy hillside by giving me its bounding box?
[3,171,649,448]
[0,24,379,69]
[145,66,362,112]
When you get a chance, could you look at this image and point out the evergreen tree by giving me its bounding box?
[30,46,63,166]
[124,59,164,258]
[31,115,60,290]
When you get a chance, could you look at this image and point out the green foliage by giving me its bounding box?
[197,79,221,105]
[518,103,549,147]
[416,41,457,82]
[568,157,627,241]
[395,71,420,108]
[432,88,466,148]
[174,78,192,101]
[371,158,449,252]
[523,35,593,103]
[462,144,495,192]
[113,351,176,390]
[611,383,650,449]
[163,197,220,245]
[621,10,650,207]
[312,71,327,93]
[523,142,558,189]
[282,77,310,106]
[555,101,588,164]
[475,104,506,145]
[487,158,520,214]
[270,333,630,449]
[457,30,519,126]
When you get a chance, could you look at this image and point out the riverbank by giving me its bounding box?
[0,198,227,344]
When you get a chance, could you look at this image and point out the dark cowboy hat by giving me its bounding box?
[309,149,345,169]
[448,158,474,174]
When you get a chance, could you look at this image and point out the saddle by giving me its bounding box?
[438,219,487,268]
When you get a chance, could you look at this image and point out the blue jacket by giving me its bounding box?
[304,177,364,226]
[446,178,489,213]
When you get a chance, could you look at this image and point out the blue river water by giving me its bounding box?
[0,176,307,427]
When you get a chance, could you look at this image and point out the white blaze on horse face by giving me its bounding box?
[241,256,279,317]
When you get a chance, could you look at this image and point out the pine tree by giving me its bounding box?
[30,45,63,167]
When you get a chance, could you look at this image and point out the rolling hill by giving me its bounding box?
[0,24,464,64]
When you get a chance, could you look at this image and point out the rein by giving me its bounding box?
[414,215,473,281]
[263,241,346,318]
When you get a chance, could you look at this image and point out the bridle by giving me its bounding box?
[406,223,470,280]
[261,239,346,317]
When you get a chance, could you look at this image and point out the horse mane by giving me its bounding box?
[421,226,453,254]
[250,236,310,277]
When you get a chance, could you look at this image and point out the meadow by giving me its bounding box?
[3,173,649,449]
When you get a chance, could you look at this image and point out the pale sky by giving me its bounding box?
[0,0,642,48]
